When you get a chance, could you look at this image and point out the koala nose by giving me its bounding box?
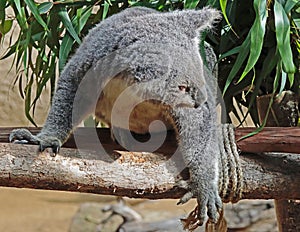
[194,102,200,108]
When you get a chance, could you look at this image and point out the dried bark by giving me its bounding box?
[0,136,299,200]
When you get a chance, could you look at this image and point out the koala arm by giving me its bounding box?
[9,51,93,153]
[174,101,222,225]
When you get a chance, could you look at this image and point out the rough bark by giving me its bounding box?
[0,141,299,200]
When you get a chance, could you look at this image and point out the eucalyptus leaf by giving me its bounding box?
[218,45,240,61]
[58,7,81,44]
[274,0,296,78]
[239,0,267,82]
[223,32,251,95]
[279,70,287,95]
[24,0,49,30]
[24,76,38,127]
[0,19,12,35]
[219,0,238,37]
[59,34,75,72]
[0,0,6,23]
[38,2,54,14]
[184,0,200,9]
[284,0,298,12]
[102,1,110,20]
[15,0,27,29]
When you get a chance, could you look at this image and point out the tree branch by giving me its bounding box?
[0,126,299,200]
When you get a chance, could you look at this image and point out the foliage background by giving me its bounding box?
[0,0,299,126]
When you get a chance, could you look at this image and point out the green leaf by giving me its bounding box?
[38,2,53,14]
[32,52,56,107]
[14,0,22,16]
[24,0,49,30]
[0,19,12,35]
[244,48,279,122]
[14,0,27,29]
[279,70,287,95]
[219,0,230,27]
[273,61,282,93]
[239,0,267,82]
[31,31,44,41]
[218,45,241,61]
[58,7,81,44]
[24,76,38,127]
[76,7,93,32]
[219,0,238,37]
[0,0,6,23]
[284,0,298,12]
[102,1,110,20]
[184,0,200,9]
[274,0,296,76]
[222,32,251,95]
[287,72,294,86]
[59,33,74,72]
[0,43,17,59]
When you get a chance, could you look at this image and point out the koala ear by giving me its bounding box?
[174,7,221,36]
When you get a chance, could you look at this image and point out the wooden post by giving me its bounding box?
[256,91,300,232]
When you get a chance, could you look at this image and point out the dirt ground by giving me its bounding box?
[0,188,104,232]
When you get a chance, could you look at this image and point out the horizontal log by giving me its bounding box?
[235,127,300,154]
[1,127,300,154]
[0,142,299,200]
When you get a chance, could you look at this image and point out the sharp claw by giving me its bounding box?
[39,144,46,152]
[197,199,208,225]
[178,191,193,205]
[52,146,60,156]
[9,134,15,143]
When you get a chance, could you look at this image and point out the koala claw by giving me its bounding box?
[38,137,61,155]
[195,187,222,225]
[178,179,222,225]
[177,191,193,205]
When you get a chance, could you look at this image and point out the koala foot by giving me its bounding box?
[9,129,40,144]
[38,136,61,155]
[177,179,222,226]
[9,129,61,155]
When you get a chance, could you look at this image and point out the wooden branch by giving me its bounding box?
[1,127,300,154]
[235,127,300,154]
[0,131,299,200]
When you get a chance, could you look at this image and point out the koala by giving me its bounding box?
[10,7,222,226]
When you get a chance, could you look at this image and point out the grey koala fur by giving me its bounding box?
[10,6,222,225]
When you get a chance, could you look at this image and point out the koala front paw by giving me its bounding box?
[9,129,61,156]
[178,180,222,226]
[38,136,61,155]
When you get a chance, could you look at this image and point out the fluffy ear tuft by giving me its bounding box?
[174,7,221,36]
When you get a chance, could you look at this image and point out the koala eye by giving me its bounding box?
[178,85,190,93]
